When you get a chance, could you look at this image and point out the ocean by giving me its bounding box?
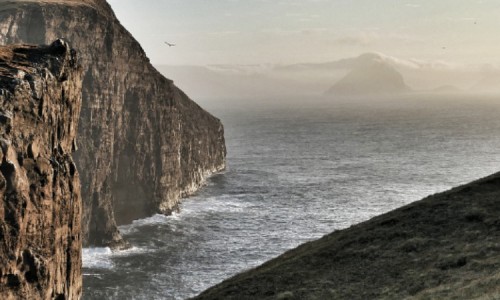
[83,95,500,299]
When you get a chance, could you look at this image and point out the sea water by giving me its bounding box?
[83,95,500,299]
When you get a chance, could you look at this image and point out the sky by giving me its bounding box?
[108,0,500,66]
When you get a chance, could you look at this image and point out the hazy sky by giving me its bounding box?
[108,0,500,66]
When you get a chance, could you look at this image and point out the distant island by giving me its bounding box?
[325,58,410,96]
[159,52,500,99]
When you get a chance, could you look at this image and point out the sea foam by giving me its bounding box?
[118,214,173,235]
[82,247,113,269]
[82,246,151,270]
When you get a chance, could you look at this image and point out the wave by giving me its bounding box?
[118,213,175,235]
[82,247,113,270]
[82,246,151,270]
[82,195,254,270]
[181,195,255,216]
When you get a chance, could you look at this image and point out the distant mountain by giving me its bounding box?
[276,53,479,93]
[156,64,326,99]
[325,59,410,96]
[275,52,433,73]
[275,53,385,72]
[156,53,486,99]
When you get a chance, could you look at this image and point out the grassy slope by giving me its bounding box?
[193,172,500,300]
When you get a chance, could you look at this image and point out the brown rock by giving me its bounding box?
[0,40,82,299]
[0,0,226,248]
[28,141,39,159]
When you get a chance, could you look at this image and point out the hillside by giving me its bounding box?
[194,172,500,299]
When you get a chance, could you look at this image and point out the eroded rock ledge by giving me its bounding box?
[0,40,82,299]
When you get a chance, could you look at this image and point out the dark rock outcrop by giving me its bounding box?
[0,0,226,248]
[0,40,82,299]
[193,172,500,299]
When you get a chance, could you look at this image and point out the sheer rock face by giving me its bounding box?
[0,40,82,300]
[0,0,227,248]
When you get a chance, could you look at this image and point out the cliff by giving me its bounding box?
[0,0,226,248]
[194,173,500,299]
[0,40,82,299]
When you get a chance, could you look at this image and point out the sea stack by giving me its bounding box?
[0,40,82,299]
[0,0,227,248]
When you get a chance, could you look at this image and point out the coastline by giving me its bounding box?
[85,165,227,255]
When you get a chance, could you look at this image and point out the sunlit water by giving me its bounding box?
[83,95,500,299]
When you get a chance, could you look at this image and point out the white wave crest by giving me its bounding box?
[82,247,113,269]
[82,246,151,270]
[118,214,173,235]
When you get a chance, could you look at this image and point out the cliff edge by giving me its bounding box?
[0,0,227,248]
[194,173,500,299]
[0,40,82,299]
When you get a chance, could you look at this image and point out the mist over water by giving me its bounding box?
[83,95,500,299]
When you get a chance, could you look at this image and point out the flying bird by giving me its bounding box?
[164,42,176,47]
